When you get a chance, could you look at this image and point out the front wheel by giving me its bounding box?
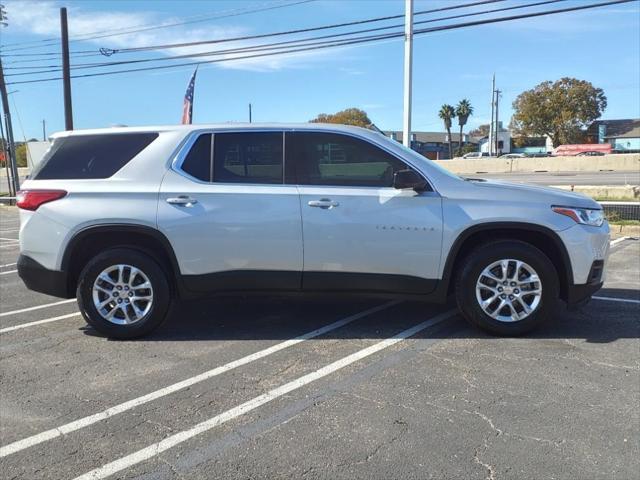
[455,240,559,336]
[76,248,171,339]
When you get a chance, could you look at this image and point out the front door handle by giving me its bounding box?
[308,198,339,209]
[166,195,198,207]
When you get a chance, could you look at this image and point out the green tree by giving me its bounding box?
[438,104,456,159]
[455,99,473,156]
[511,77,607,147]
[15,143,28,167]
[310,108,372,127]
[469,123,490,138]
[460,143,478,155]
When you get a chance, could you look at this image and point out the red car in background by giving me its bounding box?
[554,143,612,156]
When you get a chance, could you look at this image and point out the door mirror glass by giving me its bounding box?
[393,169,428,191]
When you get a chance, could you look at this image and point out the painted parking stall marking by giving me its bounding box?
[0,298,76,317]
[593,296,640,305]
[0,300,399,457]
[0,312,81,334]
[73,309,457,480]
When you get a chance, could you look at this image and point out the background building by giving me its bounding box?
[384,131,479,160]
[586,119,640,153]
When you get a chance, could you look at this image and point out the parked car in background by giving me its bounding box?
[576,151,606,156]
[499,153,526,158]
[16,123,609,339]
[462,152,491,159]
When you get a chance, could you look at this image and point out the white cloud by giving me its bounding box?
[3,0,340,72]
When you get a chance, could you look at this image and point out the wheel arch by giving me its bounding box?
[441,222,573,302]
[61,224,184,298]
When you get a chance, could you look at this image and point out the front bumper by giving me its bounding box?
[557,222,610,285]
[17,254,72,298]
[566,259,605,305]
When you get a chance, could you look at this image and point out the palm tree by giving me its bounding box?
[438,104,456,159]
[455,99,474,156]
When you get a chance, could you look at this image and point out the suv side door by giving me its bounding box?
[286,131,443,294]
[157,130,303,293]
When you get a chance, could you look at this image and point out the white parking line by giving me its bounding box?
[73,308,456,480]
[0,262,17,268]
[0,237,18,242]
[0,300,400,457]
[0,298,76,317]
[593,296,640,305]
[610,237,630,247]
[0,243,19,249]
[0,312,81,334]
[0,269,17,275]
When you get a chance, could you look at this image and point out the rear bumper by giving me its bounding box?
[17,254,72,298]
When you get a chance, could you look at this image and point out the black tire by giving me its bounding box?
[455,240,559,336]
[76,248,171,339]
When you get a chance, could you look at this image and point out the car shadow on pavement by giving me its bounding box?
[81,288,639,343]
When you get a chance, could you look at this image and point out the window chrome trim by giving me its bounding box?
[169,127,438,194]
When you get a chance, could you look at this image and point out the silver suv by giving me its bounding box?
[17,124,610,338]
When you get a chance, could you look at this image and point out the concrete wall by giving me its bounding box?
[436,153,640,174]
[3,154,640,179]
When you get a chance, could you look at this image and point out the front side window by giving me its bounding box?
[213,132,283,184]
[287,132,409,187]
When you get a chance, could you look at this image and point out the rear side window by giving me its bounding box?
[213,132,283,184]
[32,133,158,180]
[181,134,212,182]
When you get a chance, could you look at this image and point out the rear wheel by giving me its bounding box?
[455,240,559,336]
[76,248,171,339]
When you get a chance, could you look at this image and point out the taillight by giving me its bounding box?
[16,190,67,211]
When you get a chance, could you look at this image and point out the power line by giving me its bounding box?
[1,0,506,59]
[6,0,634,86]
[0,0,316,51]
[3,0,569,76]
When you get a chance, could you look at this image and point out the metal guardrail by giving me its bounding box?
[601,201,640,222]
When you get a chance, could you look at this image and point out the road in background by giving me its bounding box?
[468,170,640,186]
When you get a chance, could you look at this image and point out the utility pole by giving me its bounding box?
[0,109,12,196]
[0,56,19,195]
[42,119,46,141]
[248,103,252,123]
[488,74,495,156]
[494,89,501,155]
[402,0,413,148]
[60,7,73,130]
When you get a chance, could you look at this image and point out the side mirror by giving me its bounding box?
[393,169,428,192]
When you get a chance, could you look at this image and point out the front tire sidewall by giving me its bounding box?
[77,248,170,339]
[456,241,559,336]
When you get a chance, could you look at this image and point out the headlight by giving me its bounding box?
[552,206,605,227]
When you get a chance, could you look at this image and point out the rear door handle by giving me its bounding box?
[166,195,198,207]
[308,198,339,209]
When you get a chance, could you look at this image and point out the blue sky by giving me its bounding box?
[1,0,639,140]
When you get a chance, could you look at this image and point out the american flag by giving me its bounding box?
[181,67,198,125]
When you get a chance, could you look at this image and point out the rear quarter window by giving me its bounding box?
[32,132,158,180]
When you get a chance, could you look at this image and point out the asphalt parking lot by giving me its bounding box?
[1,207,638,480]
